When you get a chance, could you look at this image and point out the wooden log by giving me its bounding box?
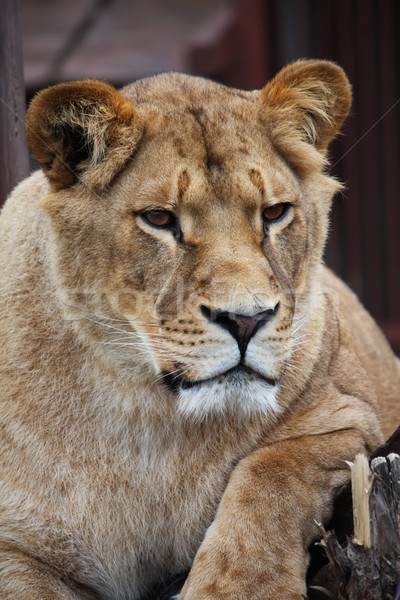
[310,427,400,600]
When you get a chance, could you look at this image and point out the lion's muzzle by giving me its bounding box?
[200,303,280,360]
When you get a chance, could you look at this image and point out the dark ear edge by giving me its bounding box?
[260,60,352,174]
[26,80,143,191]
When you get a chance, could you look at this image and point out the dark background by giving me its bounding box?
[3,0,400,352]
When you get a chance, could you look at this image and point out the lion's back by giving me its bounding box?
[322,266,400,437]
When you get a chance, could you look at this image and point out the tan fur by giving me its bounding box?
[0,60,399,599]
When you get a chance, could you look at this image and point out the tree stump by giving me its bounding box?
[309,427,400,600]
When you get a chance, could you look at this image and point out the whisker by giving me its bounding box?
[284,363,303,376]
[98,333,166,345]
[98,314,161,328]
[81,312,161,330]
[291,319,307,335]
[154,366,183,385]
[98,339,176,354]
[100,341,174,355]
[83,315,135,335]
[291,333,310,345]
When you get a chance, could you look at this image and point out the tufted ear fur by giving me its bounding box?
[26,80,143,191]
[260,60,352,176]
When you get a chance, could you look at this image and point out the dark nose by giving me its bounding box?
[201,303,279,359]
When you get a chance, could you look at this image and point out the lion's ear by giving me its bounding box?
[260,60,352,174]
[26,80,143,191]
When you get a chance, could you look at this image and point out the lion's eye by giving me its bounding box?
[262,203,290,224]
[142,210,175,228]
[140,210,183,243]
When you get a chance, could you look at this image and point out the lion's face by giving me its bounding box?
[106,109,311,420]
[27,62,351,419]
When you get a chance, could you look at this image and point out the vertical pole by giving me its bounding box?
[0,0,29,206]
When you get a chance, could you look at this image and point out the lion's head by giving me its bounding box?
[26,60,351,420]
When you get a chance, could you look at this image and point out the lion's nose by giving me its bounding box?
[201,303,279,359]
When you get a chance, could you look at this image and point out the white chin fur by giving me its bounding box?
[177,371,280,421]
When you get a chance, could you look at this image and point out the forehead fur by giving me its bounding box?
[121,73,257,112]
[120,68,344,178]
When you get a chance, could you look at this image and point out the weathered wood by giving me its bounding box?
[0,0,29,206]
[311,427,400,600]
[350,454,372,548]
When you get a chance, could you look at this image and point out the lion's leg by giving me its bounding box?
[0,545,91,600]
[179,429,369,600]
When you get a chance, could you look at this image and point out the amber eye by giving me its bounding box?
[142,210,175,228]
[262,203,289,223]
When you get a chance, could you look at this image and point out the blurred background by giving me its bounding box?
[1,0,400,353]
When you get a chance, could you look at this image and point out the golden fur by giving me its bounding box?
[0,60,399,599]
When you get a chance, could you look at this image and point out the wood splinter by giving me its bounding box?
[348,454,372,548]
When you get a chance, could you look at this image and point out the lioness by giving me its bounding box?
[0,59,399,599]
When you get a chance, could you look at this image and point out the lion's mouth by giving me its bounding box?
[161,365,277,394]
